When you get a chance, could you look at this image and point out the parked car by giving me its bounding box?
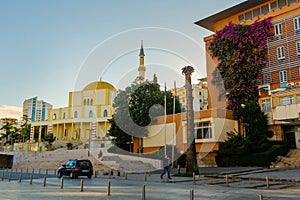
[57,159,93,179]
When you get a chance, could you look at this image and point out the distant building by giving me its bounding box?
[23,97,53,122]
[174,78,208,111]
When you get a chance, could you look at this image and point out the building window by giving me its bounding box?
[103,109,108,117]
[52,114,56,120]
[263,74,269,84]
[253,8,260,17]
[261,4,270,14]
[294,16,300,33]
[63,112,66,119]
[280,96,294,105]
[90,99,93,105]
[279,70,287,83]
[74,111,78,118]
[288,0,298,5]
[278,0,287,8]
[277,46,285,60]
[271,1,278,10]
[87,99,90,105]
[274,23,282,36]
[297,95,300,103]
[297,42,300,59]
[84,99,86,105]
[262,99,271,112]
[245,11,252,20]
[195,122,212,139]
[89,110,93,118]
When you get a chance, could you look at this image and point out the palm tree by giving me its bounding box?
[0,121,17,145]
[181,66,199,176]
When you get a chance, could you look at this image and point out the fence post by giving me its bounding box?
[43,176,46,187]
[19,174,22,183]
[259,194,263,200]
[193,172,195,185]
[32,169,34,174]
[142,184,146,200]
[225,175,229,187]
[80,179,83,192]
[8,173,11,182]
[266,176,269,189]
[46,169,48,175]
[125,172,128,180]
[30,174,33,184]
[1,172,4,181]
[60,177,64,189]
[190,189,194,200]
[144,173,147,182]
[39,168,41,174]
[107,181,111,196]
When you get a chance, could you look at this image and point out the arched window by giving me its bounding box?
[87,99,90,105]
[63,112,66,119]
[103,109,108,117]
[74,111,78,118]
[90,98,93,105]
[89,110,93,118]
[52,113,57,120]
[84,99,86,105]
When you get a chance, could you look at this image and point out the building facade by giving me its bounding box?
[23,96,53,122]
[196,0,300,149]
[31,81,116,146]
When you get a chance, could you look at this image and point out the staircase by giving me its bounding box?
[271,149,300,168]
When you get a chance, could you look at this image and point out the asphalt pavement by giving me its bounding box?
[0,167,300,199]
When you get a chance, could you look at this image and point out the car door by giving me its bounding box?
[62,160,75,176]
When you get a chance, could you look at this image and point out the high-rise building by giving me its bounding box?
[23,96,53,122]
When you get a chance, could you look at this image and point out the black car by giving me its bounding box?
[58,159,93,179]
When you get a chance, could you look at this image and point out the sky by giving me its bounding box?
[0,0,244,118]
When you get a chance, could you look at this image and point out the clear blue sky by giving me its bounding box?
[0,0,244,109]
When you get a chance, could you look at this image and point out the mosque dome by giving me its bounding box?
[83,81,116,91]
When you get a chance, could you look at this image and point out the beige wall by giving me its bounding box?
[143,123,175,147]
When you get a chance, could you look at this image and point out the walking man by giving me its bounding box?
[160,155,171,180]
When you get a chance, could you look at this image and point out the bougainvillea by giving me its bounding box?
[209,18,273,118]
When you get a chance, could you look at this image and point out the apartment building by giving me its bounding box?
[196,0,300,149]
[23,96,53,122]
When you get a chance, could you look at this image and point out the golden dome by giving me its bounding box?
[83,81,116,91]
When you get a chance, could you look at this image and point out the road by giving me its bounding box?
[0,169,300,199]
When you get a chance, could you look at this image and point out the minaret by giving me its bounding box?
[138,40,146,80]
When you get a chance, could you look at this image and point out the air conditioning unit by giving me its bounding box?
[275,35,283,40]
[287,82,295,87]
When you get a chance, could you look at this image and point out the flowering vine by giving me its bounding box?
[209,18,273,118]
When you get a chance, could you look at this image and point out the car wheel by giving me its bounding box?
[58,171,62,178]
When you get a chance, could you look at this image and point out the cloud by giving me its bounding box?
[0,105,22,120]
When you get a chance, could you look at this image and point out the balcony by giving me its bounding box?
[273,103,300,121]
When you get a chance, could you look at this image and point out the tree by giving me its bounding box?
[182,66,199,176]
[0,121,18,145]
[107,80,181,151]
[19,115,31,142]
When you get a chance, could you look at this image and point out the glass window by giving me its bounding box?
[74,111,78,118]
[278,0,287,8]
[245,11,252,20]
[262,99,271,112]
[90,99,93,105]
[279,70,287,83]
[271,1,278,10]
[297,95,300,103]
[63,112,66,119]
[261,4,270,15]
[103,109,108,117]
[195,122,212,139]
[84,99,86,105]
[294,16,300,30]
[288,0,298,5]
[297,42,300,55]
[280,96,294,105]
[238,14,245,22]
[253,8,261,17]
[89,110,93,118]
[274,23,282,36]
[87,99,90,105]
[277,46,285,59]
